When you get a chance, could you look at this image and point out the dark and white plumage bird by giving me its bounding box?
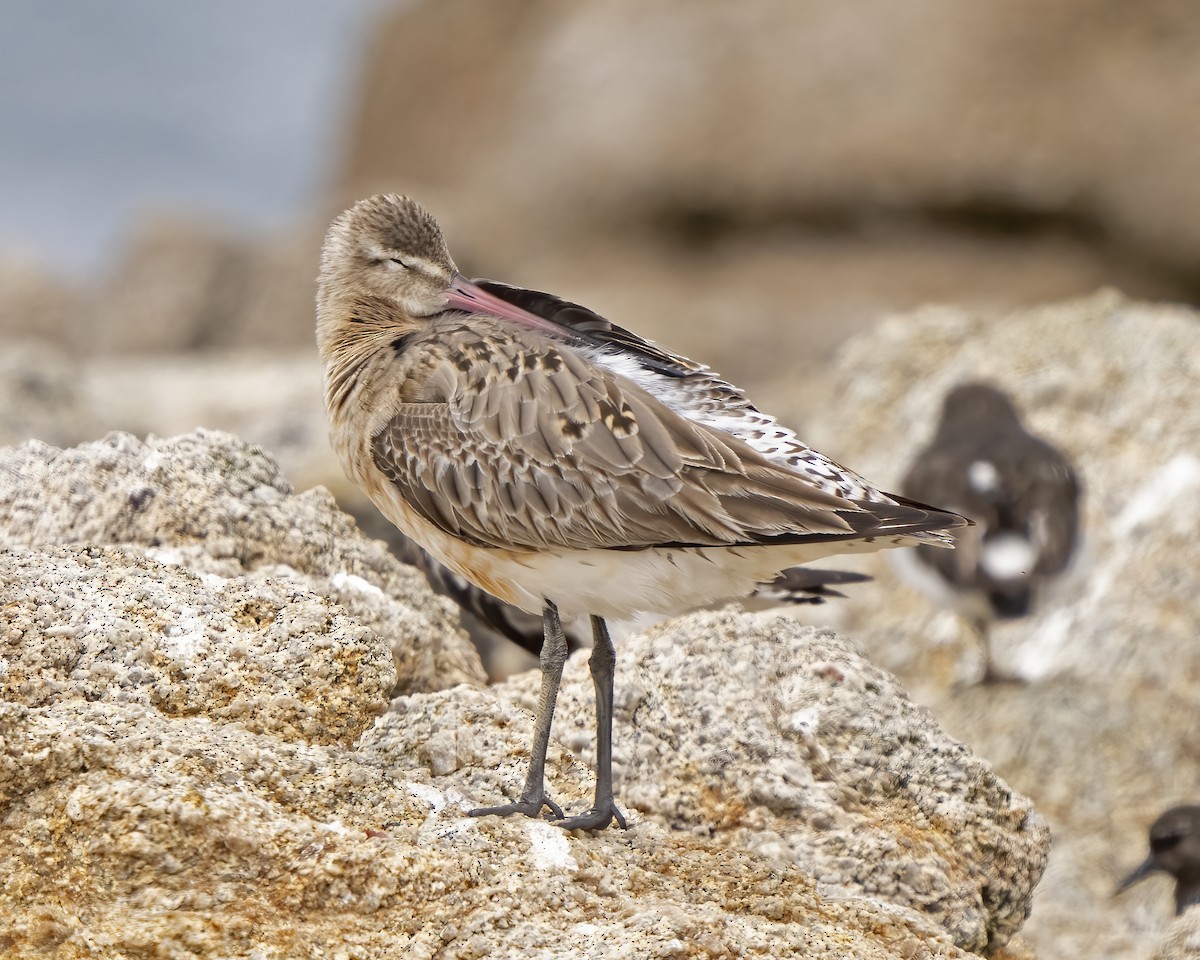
[1117,806,1200,916]
[316,194,967,829]
[900,382,1081,682]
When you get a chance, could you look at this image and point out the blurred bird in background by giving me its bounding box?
[1117,806,1200,916]
[898,382,1081,683]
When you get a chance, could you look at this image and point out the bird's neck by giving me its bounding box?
[316,293,408,418]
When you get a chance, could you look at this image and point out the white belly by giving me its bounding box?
[459,536,910,619]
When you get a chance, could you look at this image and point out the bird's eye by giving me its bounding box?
[390,257,413,270]
[1152,830,1187,853]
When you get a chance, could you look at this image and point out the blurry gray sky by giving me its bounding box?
[0,0,389,277]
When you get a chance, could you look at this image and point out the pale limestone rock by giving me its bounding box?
[0,545,392,744]
[0,429,486,694]
[0,431,1046,957]
[1155,910,1200,960]
[370,612,1048,954]
[0,627,1039,959]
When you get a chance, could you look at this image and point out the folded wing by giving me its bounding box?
[373,320,964,552]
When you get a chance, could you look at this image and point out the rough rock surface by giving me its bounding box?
[1154,910,1200,960]
[0,431,1046,957]
[370,612,1048,953]
[0,430,486,695]
[777,292,1200,959]
[0,545,390,744]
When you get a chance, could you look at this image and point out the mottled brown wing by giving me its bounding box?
[371,324,915,553]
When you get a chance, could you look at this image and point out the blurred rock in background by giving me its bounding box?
[344,0,1200,265]
[337,0,1200,387]
[6,1,1200,378]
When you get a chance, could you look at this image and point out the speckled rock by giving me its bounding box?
[0,430,486,694]
[0,432,1047,957]
[1154,910,1200,960]
[776,292,1200,959]
[370,611,1047,955]
[0,544,391,744]
[0,620,1043,959]
[0,701,969,959]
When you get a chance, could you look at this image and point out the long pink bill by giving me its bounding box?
[446,275,566,337]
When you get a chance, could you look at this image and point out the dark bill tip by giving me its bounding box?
[1115,857,1159,896]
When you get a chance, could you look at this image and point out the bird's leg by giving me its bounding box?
[973,618,1023,686]
[556,616,628,831]
[469,601,566,821]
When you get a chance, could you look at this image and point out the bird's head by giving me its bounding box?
[1117,805,1200,914]
[318,194,457,324]
[317,194,564,350]
[936,382,1022,437]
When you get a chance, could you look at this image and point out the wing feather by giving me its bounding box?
[374,319,959,552]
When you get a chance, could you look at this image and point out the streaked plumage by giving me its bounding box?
[1118,806,1200,916]
[900,382,1081,682]
[317,194,967,829]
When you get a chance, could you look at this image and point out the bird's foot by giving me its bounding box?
[979,665,1026,686]
[555,801,628,832]
[468,793,564,821]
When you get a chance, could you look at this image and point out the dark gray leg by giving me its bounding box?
[556,616,628,831]
[468,601,566,820]
[974,618,1023,686]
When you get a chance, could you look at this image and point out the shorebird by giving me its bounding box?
[899,383,1080,683]
[316,194,967,830]
[1117,806,1200,916]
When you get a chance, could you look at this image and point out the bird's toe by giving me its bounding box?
[555,802,628,832]
[468,794,564,821]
